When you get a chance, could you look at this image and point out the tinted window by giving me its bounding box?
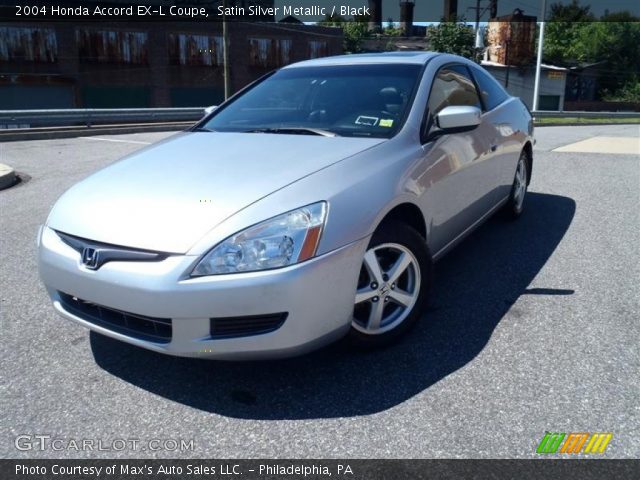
[428,65,482,116]
[471,66,509,111]
[203,64,422,138]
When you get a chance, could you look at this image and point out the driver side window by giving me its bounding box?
[428,65,482,116]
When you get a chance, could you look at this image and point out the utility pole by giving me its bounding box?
[444,0,458,22]
[532,0,546,111]
[469,0,493,33]
[505,25,511,87]
[222,0,231,100]
[490,0,498,18]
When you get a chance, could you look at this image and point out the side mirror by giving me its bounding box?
[435,106,481,131]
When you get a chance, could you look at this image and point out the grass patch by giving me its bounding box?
[535,116,640,125]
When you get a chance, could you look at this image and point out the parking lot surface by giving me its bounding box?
[1,125,638,458]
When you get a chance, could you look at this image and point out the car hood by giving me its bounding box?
[47,132,384,253]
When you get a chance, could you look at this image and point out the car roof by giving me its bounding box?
[284,52,442,69]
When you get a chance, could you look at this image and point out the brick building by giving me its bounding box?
[0,4,342,109]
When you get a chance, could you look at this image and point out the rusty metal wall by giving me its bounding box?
[168,33,223,66]
[0,26,57,62]
[308,40,328,59]
[1,22,342,108]
[248,37,291,68]
[75,29,148,64]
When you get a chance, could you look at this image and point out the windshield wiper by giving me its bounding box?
[244,127,338,137]
[193,127,216,132]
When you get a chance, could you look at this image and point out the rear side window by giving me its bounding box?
[428,65,482,116]
[471,66,509,111]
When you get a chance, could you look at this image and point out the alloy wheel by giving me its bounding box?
[352,243,421,335]
[513,155,528,210]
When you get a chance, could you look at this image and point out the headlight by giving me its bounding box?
[191,202,327,276]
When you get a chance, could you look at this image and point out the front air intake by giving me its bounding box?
[210,313,287,338]
[58,292,172,343]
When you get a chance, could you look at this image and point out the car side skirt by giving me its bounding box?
[431,195,509,262]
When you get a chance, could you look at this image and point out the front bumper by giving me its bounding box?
[38,226,368,360]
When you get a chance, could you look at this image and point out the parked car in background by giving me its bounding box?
[39,52,534,360]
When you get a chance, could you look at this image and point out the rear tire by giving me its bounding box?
[504,149,529,219]
[349,221,431,348]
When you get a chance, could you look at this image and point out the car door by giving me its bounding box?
[416,64,499,256]
[469,64,521,202]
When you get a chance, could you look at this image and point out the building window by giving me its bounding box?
[0,27,57,63]
[308,40,328,59]
[168,33,223,66]
[248,38,291,68]
[76,29,148,64]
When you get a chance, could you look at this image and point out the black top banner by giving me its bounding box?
[1,1,639,23]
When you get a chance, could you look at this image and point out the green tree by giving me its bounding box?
[601,10,639,22]
[342,20,370,53]
[548,0,594,21]
[382,18,403,37]
[574,21,640,94]
[602,80,640,102]
[319,14,370,53]
[543,0,640,96]
[543,0,594,64]
[426,20,475,60]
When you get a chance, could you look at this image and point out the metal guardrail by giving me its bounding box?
[0,107,207,129]
[533,110,640,119]
[0,107,637,131]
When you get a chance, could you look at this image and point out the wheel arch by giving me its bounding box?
[377,202,427,240]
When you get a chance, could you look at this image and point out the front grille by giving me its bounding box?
[58,292,172,343]
[210,313,287,338]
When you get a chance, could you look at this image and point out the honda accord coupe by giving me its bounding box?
[39,52,533,359]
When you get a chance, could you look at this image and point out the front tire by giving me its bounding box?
[350,221,431,347]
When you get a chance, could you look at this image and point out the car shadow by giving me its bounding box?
[91,192,576,419]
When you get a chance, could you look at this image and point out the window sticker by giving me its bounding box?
[379,119,394,127]
[355,115,379,126]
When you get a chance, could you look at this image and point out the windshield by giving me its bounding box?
[202,64,422,138]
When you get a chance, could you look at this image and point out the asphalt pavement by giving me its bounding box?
[1,125,638,458]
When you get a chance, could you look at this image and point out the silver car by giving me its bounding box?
[38,52,533,360]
